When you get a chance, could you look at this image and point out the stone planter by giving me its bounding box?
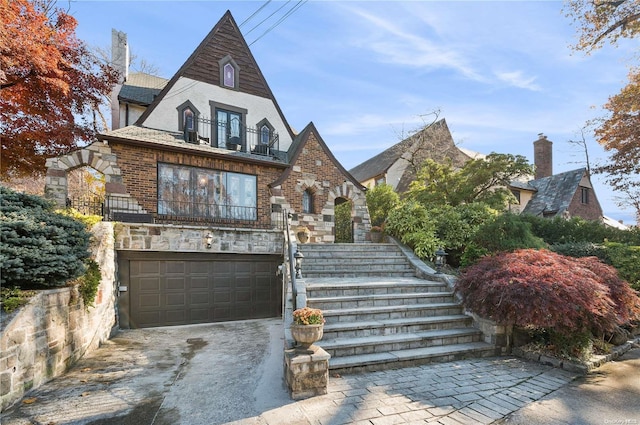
[291,323,324,353]
[370,232,383,243]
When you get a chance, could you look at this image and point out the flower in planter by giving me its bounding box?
[293,307,325,325]
[370,226,382,233]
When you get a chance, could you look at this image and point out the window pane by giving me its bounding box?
[260,125,270,145]
[223,63,235,88]
[157,164,256,221]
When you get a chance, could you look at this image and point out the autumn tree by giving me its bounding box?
[0,0,119,178]
[566,0,640,220]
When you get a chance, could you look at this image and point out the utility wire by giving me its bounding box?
[244,0,291,37]
[248,0,307,46]
[239,0,273,28]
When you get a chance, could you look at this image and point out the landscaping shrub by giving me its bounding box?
[550,241,609,262]
[386,201,439,260]
[605,242,640,291]
[365,183,399,227]
[1,186,91,288]
[522,214,640,245]
[74,259,102,308]
[455,249,640,344]
[462,213,545,264]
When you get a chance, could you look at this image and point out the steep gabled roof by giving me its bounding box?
[270,122,364,190]
[118,72,168,106]
[522,168,587,217]
[348,119,471,191]
[134,10,295,140]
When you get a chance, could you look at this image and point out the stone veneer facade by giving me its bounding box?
[0,223,117,412]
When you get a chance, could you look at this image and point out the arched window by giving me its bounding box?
[260,125,270,145]
[302,189,314,214]
[184,108,194,131]
[219,55,240,90]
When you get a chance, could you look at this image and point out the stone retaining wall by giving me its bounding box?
[0,223,117,412]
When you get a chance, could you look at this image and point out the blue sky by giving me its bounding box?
[67,1,637,225]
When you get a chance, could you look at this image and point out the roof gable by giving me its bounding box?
[522,168,587,217]
[348,119,471,191]
[270,122,364,189]
[134,10,293,140]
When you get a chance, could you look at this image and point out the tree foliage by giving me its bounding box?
[365,183,400,227]
[566,0,640,220]
[455,249,640,338]
[565,0,640,52]
[407,153,533,210]
[0,0,119,177]
[0,186,91,288]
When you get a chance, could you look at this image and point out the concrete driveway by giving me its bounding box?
[1,319,292,425]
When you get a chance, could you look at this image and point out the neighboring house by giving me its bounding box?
[349,119,474,192]
[509,134,604,221]
[44,11,368,329]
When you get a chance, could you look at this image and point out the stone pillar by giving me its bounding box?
[284,345,330,400]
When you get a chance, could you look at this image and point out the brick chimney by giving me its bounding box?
[533,133,552,179]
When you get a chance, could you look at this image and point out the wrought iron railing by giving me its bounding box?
[184,116,280,156]
[67,196,285,229]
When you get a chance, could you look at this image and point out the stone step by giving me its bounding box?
[305,278,449,297]
[321,303,464,323]
[303,270,416,278]
[300,243,400,252]
[308,292,455,310]
[304,264,413,273]
[318,328,483,358]
[320,315,473,339]
[325,342,499,373]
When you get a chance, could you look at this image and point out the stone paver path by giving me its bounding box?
[293,357,577,425]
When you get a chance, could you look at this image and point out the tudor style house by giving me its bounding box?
[349,119,479,191]
[508,134,603,221]
[44,11,368,329]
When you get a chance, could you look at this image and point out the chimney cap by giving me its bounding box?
[537,133,547,139]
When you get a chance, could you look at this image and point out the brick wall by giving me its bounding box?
[275,129,369,243]
[568,186,603,221]
[109,143,284,228]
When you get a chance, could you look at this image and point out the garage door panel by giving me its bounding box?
[191,277,209,289]
[166,278,186,290]
[138,277,161,291]
[124,254,282,328]
[166,294,186,306]
[166,261,186,274]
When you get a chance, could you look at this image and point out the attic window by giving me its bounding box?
[219,56,240,90]
[183,108,194,131]
[581,187,590,204]
[177,100,200,132]
[256,118,275,145]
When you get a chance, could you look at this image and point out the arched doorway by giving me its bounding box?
[334,197,353,243]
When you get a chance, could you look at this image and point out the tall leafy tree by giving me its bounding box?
[0,0,119,178]
[407,153,533,210]
[566,0,640,221]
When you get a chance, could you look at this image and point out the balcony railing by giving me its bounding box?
[67,196,285,229]
[184,116,280,157]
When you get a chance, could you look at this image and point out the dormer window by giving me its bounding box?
[223,63,235,88]
[184,108,194,131]
[219,55,240,90]
[256,119,274,146]
[177,100,200,132]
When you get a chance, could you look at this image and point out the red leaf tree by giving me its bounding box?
[455,249,640,337]
[0,0,119,177]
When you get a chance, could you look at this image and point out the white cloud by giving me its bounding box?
[494,70,541,91]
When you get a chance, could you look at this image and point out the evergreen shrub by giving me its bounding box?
[1,186,91,288]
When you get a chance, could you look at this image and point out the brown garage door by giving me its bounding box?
[118,253,282,328]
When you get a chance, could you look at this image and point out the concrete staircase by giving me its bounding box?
[298,243,498,373]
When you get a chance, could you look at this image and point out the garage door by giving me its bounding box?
[118,253,282,328]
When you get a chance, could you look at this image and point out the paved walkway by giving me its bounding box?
[1,320,638,425]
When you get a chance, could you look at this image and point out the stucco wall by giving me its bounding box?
[0,223,117,412]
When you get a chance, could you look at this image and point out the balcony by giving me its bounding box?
[183,116,280,157]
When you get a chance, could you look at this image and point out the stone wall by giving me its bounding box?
[113,222,283,254]
[0,223,117,411]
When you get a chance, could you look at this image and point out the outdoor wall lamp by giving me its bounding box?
[434,247,448,274]
[205,232,213,249]
[294,249,304,278]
